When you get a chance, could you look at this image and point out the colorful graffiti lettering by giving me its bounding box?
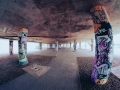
[90,5,113,85]
[18,28,28,65]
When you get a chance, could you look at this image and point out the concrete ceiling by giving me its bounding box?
[0,0,120,43]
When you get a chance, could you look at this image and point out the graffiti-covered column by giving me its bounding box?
[91,39,94,51]
[39,42,42,50]
[18,28,28,65]
[9,39,13,55]
[55,41,58,51]
[74,40,77,51]
[90,5,113,84]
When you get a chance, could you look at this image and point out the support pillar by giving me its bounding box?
[9,39,13,55]
[55,41,58,51]
[18,28,28,65]
[39,42,42,50]
[91,39,94,51]
[79,42,81,49]
[85,42,86,49]
[59,43,61,48]
[50,43,52,48]
[74,40,77,51]
[70,43,71,48]
[90,5,113,85]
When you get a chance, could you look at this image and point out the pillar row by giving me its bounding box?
[18,28,28,65]
[90,5,113,85]
[9,39,13,55]
[55,41,58,51]
[74,40,77,51]
[39,42,42,50]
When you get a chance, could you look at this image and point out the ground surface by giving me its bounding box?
[0,48,119,90]
[0,54,54,85]
[77,57,120,90]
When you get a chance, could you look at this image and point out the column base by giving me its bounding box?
[19,61,28,65]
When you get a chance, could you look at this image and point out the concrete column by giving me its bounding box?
[18,28,28,65]
[91,39,94,51]
[79,42,81,49]
[39,42,42,50]
[50,43,52,48]
[59,43,61,48]
[48,44,49,48]
[85,42,86,49]
[55,41,58,51]
[90,5,113,85]
[74,40,77,51]
[70,43,71,48]
[9,39,13,55]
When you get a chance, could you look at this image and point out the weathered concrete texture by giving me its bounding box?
[74,47,120,89]
[1,0,120,43]
[0,48,80,90]
[77,57,120,90]
[0,48,120,90]
[0,54,54,86]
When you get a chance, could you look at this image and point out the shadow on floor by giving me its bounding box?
[0,54,54,86]
[77,57,120,90]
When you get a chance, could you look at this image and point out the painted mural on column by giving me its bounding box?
[18,28,28,65]
[9,40,13,55]
[90,5,113,85]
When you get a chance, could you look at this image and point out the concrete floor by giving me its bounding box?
[0,48,119,90]
[0,48,80,90]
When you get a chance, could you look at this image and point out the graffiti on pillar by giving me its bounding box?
[18,28,28,65]
[9,40,13,55]
[90,5,113,85]
[91,10,107,24]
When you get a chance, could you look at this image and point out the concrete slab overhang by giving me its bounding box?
[0,0,120,43]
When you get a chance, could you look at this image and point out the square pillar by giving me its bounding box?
[9,39,13,55]
[55,41,58,51]
[39,42,42,50]
[74,40,77,51]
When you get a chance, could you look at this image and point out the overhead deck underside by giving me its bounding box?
[0,0,120,43]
